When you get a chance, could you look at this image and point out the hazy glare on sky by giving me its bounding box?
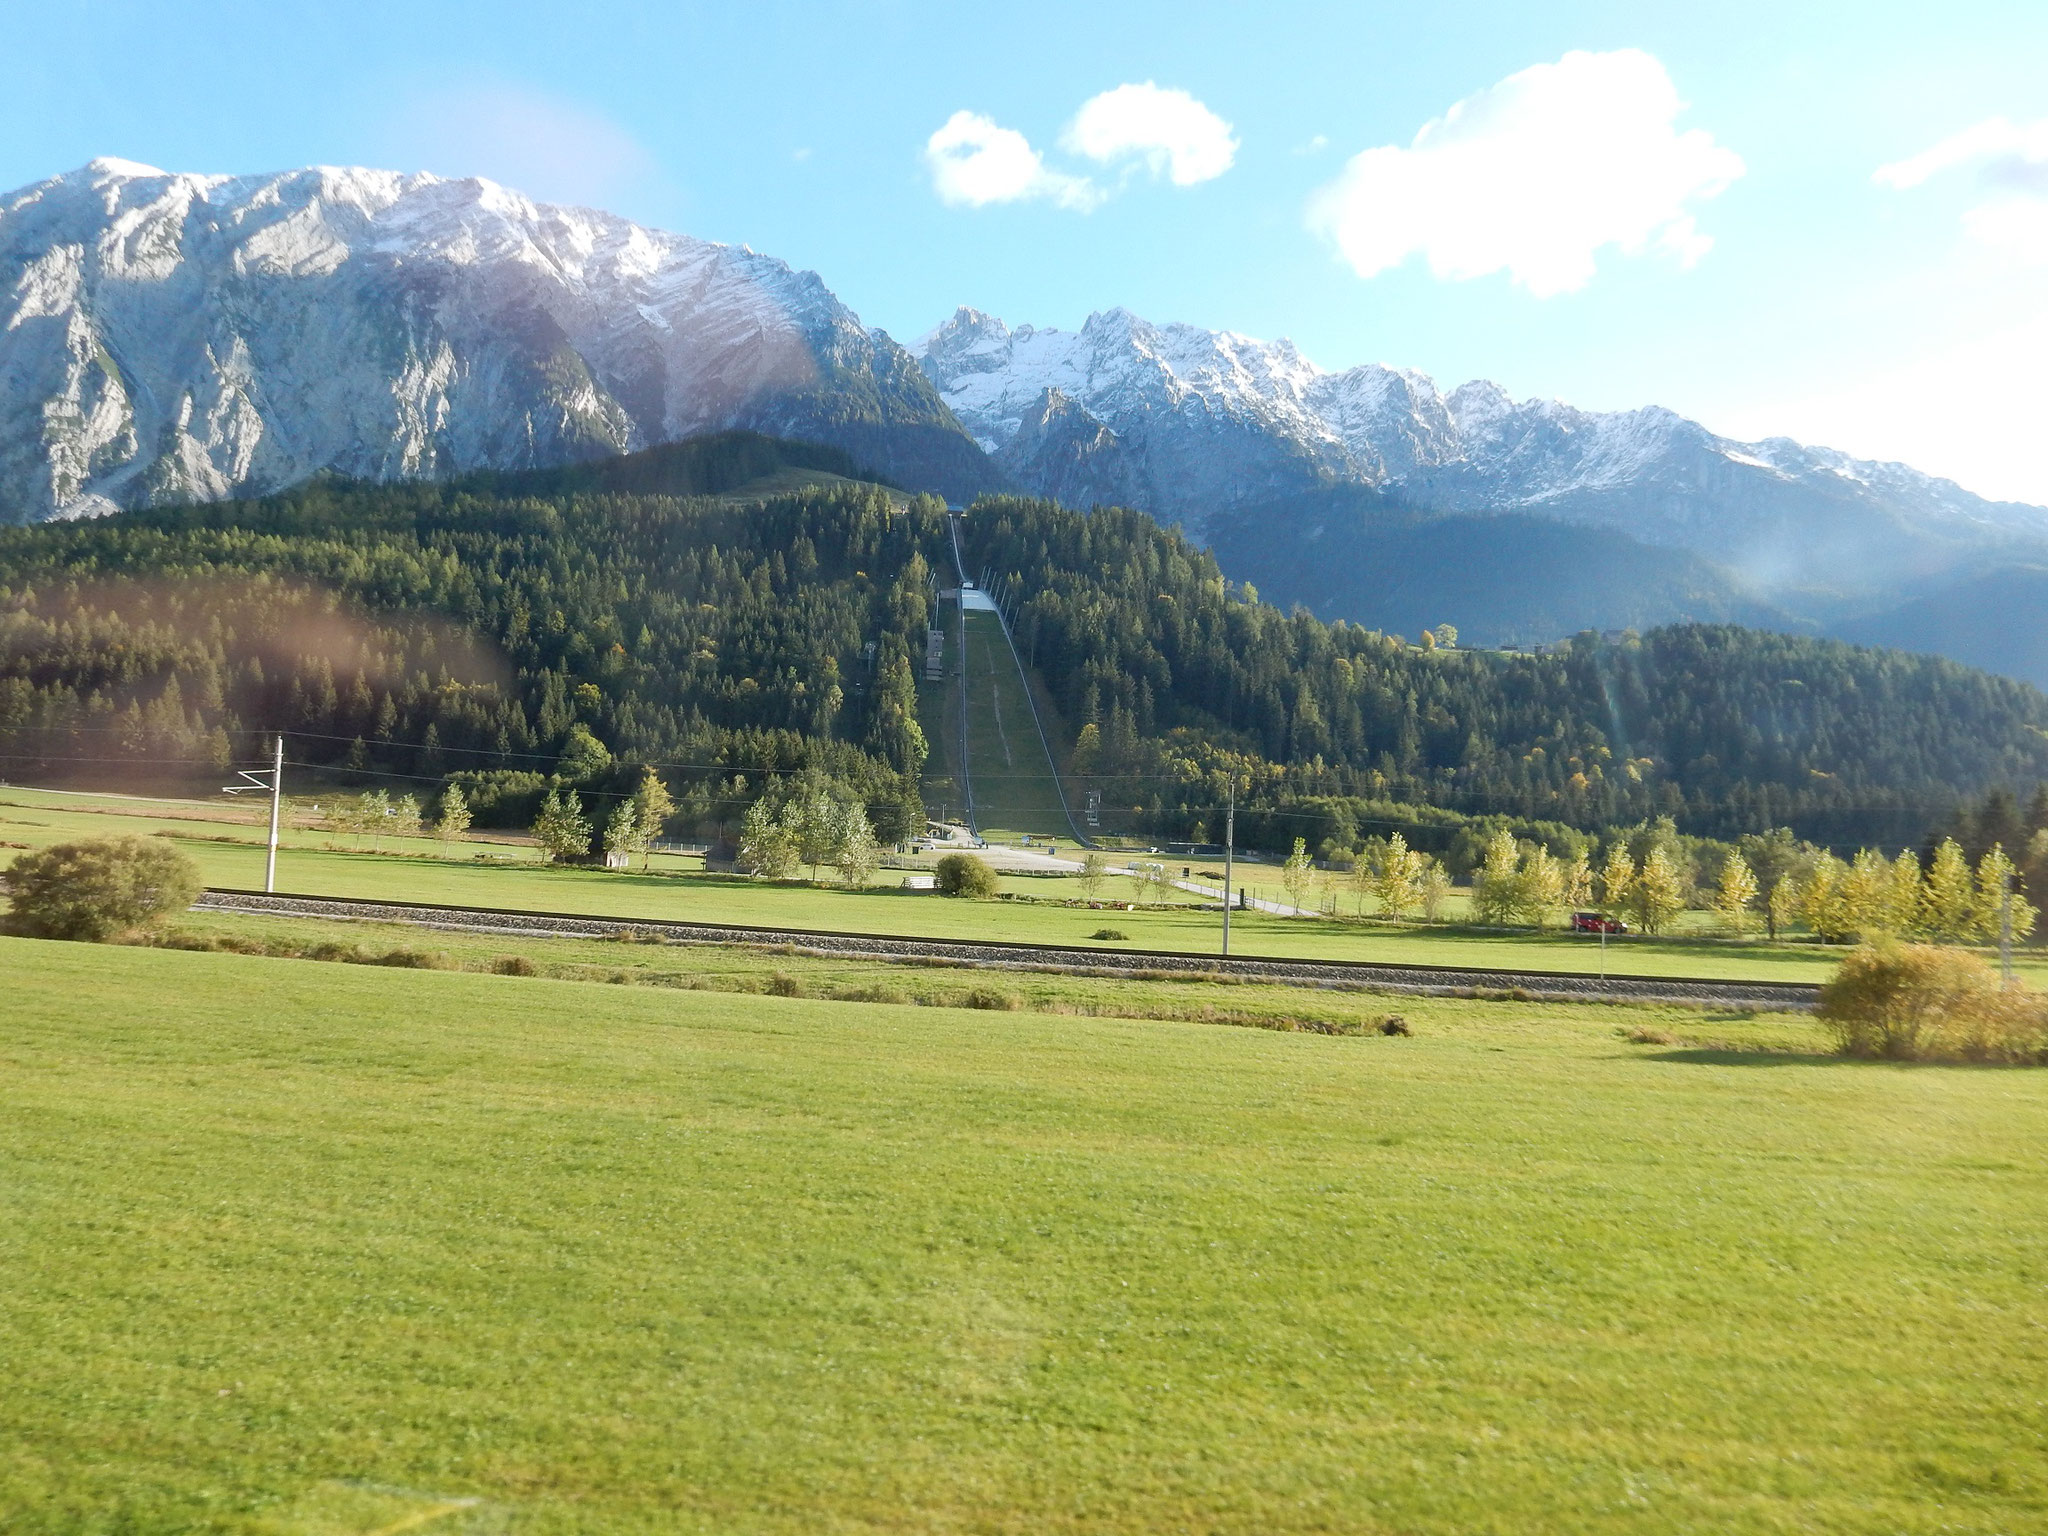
[6,0,2045,501]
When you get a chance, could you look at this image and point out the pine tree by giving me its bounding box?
[1922,838,1977,941]
[1071,722,1102,775]
[1715,851,1759,935]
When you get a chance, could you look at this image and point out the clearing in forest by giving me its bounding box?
[955,608,1076,845]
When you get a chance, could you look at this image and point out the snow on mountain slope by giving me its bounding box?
[918,306,1455,514]
[0,160,993,521]
[918,307,2048,597]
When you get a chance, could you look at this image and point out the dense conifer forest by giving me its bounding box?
[962,496,2048,850]
[1,438,2044,852]
[0,439,943,834]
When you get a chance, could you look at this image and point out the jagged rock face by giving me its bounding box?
[992,388,1145,511]
[918,307,2048,598]
[918,305,1432,521]
[0,160,995,521]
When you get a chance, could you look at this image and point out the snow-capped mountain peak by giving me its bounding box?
[0,160,993,521]
[915,305,2048,591]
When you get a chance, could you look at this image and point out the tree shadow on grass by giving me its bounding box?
[1649,1048,2011,1069]
[1646,1047,1852,1067]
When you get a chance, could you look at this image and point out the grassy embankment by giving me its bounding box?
[6,785,2044,986]
[957,608,1078,846]
[3,932,2044,1533]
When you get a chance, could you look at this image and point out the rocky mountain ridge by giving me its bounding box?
[6,158,2047,682]
[916,306,2048,603]
[0,158,995,522]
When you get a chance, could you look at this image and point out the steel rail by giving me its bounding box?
[192,888,1822,1010]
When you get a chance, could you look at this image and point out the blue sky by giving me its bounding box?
[6,0,2046,499]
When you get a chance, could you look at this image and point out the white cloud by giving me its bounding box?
[1875,117,2048,265]
[1063,83,1237,186]
[924,110,1099,210]
[1306,49,1744,297]
[1874,117,2048,190]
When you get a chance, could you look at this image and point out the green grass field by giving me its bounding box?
[4,933,2045,1533]
[6,784,2046,987]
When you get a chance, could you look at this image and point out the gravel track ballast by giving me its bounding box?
[193,888,1820,1010]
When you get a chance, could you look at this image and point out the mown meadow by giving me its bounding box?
[13,785,2044,986]
[3,926,2044,1534]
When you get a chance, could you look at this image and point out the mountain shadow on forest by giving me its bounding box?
[1204,487,1797,646]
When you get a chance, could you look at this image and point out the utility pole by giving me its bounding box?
[265,735,283,894]
[1222,778,1235,957]
[223,735,285,894]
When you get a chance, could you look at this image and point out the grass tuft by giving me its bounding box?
[961,985,1023,1011]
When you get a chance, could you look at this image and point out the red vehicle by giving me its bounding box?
[1571,911,1628,935]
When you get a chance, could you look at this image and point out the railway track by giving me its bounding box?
[193,888,1822,1010]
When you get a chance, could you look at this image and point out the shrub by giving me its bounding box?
[962,986,1022,1011]
[1816,944,2047,1063]
[4,836,202,940]
[832,982,909,1004]
[375,948,458,970]
[492,954,538,977]
[935,852,999,899]
[1089,927,1129,941]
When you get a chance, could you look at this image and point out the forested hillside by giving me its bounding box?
[0,448,946,834]
[2,443,2044,854]
[964,497,2048,849]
